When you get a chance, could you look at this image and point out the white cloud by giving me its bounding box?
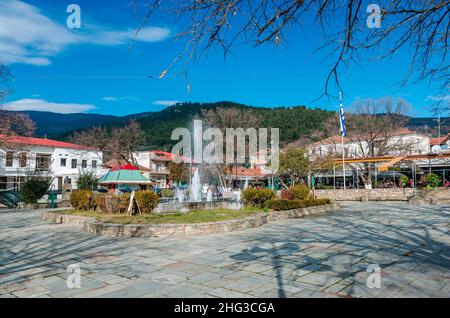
[102,96,120,102]
[102,96,140,102]
[154,100,181,106]
[0,0,171,66]
[5,98,96,113]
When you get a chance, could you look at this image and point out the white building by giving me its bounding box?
[0,135,103,192]
[307,129,431,160]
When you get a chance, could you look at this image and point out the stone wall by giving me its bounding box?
[42,203,339,238]
[408,188,450,205]
[315,188,415,201]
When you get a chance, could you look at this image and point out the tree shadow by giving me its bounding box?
[229,202,450,298]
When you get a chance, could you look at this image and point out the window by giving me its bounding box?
[19,153,27,168]
[60,158,67,167]
[92,160,97,169]
[35,154,51,171]
[71,159,77,169]
[82,160,87,168]
[6,152,14,167]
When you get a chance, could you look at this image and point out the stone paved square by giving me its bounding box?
[0,202,449,298]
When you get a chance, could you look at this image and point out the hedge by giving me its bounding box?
[70,190,95,210]
[242,187,275,208]
[135,190,159,213]
[70,190,159,214]
[266,198,331,211]
[161,188,174,198]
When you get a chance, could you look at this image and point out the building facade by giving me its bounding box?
[134,150,173,188]
[0,135,103,192]
[307,129,431,160]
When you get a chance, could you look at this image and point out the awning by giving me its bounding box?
[99,168,152,185]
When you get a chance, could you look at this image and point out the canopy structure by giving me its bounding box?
[99,164,152,185]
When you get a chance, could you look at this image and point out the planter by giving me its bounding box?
[42,203,340,238]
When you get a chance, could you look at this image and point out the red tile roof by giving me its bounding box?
[0,134,94,150]
[430,134,450,146]
[150,150,196,163]
[224,166,268,177]
[105,159,150,172]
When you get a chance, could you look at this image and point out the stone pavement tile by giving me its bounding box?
[205,288,254,298]
[295,272,342,288]
[74,284,128,298]
[257,288,292,298]
[145,271,188,285]
[242,262,275,273]
[291,289,328,298]
[12,285,51,298]
[375,284,402,298]
[298,263,326,272]
[321,282,352,294]
[94,278,169,298]
[158,282,210,298]
[220,275,275,294]
[407,277,447,291]
[187,272,222,284]
[199,277,237,289]
[145,257,177,267]
[340,282,381,298]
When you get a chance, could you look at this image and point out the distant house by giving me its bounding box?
[306,129,431,160]
[430,133,450,152]
[0,135,103,192]
[134,150,194,188]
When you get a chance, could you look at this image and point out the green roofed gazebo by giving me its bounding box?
[99,164,152,185]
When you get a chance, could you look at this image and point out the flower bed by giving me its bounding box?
[42,202,339,238]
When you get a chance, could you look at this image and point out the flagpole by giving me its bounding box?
[339,91,346,190]
[341,134,346,190]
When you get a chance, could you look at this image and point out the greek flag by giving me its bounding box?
[339,102,347,137]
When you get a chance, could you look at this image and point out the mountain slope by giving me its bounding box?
[21,103,448,150]
[22,111,120,137]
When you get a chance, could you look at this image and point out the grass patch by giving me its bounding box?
[55,207,267,224]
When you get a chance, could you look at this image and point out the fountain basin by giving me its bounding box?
[154,199,243,214]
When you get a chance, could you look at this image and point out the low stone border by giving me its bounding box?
[42,203,340,238]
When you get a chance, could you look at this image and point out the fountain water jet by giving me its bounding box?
[190,168,202,202]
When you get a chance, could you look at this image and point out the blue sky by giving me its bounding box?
[1,0,446,117]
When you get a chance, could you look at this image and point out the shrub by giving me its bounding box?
[266,198,330,211]
[118,193,131,212]
[135,190,159,213]
[94,194,107,212]
[281,189,294,200]
[20,178,51,204]
[242,187,275,208]
[76,171,99,191]
[422,173,441,188]
[399,175,409,187]
[161,188,174,198]
[290,184,310,200]
[70,190,95,210]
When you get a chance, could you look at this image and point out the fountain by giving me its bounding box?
[153,165,243,214]
[206,185,213,202]
[190,168,202,202]
[175,187,185,203]
[153,119,244,214]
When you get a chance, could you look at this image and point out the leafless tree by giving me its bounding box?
[311,97,419,186]
[201,106,263,187]
[130,0,449,98]
[70,120,145,165]
[0,65,36,152]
